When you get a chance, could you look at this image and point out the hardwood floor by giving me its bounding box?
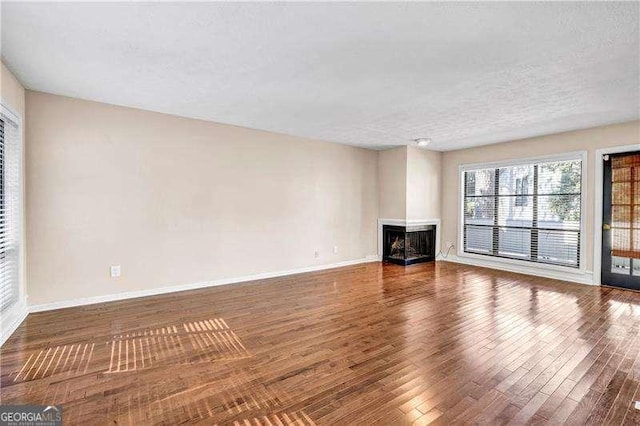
[2,261,640,425]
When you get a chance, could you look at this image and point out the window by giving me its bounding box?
[0,107,21,313]
[462,155,583,268]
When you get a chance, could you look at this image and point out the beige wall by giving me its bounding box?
[378,145,442,221]
[1,63,25,115]
[26,91,379,306]
[378,146,407,219]
[441,120,640,271]
[406,146,441,221]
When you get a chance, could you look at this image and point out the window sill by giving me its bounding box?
[447,251,593,285]
[457,250,586,275]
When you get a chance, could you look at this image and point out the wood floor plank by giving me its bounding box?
[2,261,640,425]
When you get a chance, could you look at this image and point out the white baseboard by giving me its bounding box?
[1,299,29,347]
[29,256,380,313]
[443,254,596,286]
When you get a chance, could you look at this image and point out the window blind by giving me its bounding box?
[611,153,640,260]
[463,157,582,268]
[0,113,21,313]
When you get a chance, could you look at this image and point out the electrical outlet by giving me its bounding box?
[110,265,121,278]
[314,250,320,258]
[333,246,338,254]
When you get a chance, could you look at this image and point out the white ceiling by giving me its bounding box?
[1,2,638,150]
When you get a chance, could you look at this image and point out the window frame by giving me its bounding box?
[0,100,24,316]
[458,151,587,275]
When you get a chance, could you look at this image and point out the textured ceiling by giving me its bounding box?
[1,2,638,150]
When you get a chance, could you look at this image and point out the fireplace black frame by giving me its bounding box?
[383,224,436,266]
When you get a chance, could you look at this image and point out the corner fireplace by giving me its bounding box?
[383,224,436,265]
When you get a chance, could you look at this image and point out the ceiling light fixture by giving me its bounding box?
[414,138,431,147]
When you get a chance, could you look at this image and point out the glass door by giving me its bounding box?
[602,151,640,290]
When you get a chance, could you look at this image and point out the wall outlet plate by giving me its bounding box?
[110,265,121,278]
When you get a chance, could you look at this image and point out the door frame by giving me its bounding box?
[593,144,640,285]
